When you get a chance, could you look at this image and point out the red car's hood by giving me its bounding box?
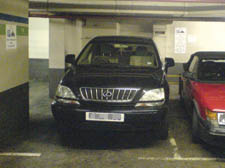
[196,83,225,112]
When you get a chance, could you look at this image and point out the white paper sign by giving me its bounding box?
[6,25,17,49]
[175,27,187,54]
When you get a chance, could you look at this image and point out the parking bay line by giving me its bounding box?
[169,137,181,159]
[138,137,225,161]
[0,153,41,157]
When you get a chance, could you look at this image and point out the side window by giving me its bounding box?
[77,44,93,64]
[189,56,199,73]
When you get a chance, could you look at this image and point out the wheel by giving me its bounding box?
[192,108,201,143]
[157,118,169,140]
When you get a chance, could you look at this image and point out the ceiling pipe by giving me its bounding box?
[28,0,225,21]
[29,0,225,4]
[144,0,225,3]
[29,12,225,22]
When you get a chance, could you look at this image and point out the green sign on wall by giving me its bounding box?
[17,26,28,36]
[0,24,28,36]
[0,24,6,35]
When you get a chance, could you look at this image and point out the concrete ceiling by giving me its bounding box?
[29,0,225,21]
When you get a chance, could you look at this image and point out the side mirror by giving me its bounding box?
[65,54,76,72]
[183,63,189,72]
[165,58,175,68]
[164,58,175,73]
[65,54,75,64]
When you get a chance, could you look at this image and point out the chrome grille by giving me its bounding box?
[80,87,139,102]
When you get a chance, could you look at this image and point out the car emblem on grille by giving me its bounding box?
[103,90,113,98]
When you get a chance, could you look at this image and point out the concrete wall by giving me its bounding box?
[29,17,49,80]
[39,18,225,95]
[49,18,83,97]
[153,21,225,83]
[166,21,225,63]
[82,19,117,47]
[82,19,153,46]
[29,18,49,59]
[153,25,167,61]
[0,0,29,142]
[120,23,153,38]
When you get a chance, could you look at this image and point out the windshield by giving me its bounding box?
[198,58,225,82]
[77,42,159,68]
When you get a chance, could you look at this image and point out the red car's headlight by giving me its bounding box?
[218,113,225,125]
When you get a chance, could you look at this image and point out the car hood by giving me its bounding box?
[62,67,164,90]
[196,82,225,112]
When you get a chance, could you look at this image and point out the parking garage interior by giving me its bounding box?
[1,0,225,167]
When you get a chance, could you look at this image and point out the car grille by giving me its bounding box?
[80,87,139,103]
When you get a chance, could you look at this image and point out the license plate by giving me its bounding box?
[86,112,124,122]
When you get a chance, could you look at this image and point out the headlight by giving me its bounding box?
[136,88,165,107]
[55,84,76,99]
[218,113,225,125]
[139,88,165,102]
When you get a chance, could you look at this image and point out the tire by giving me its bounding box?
[192,108,201,143]
[157,118,169,140]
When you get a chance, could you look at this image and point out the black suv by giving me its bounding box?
[51,36,174,140]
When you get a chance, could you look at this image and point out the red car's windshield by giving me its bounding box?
[198,58,225,82]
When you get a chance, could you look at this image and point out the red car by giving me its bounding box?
[179,52,225,144]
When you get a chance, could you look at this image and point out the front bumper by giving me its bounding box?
[51,101,168,131]
[198,120,225,146]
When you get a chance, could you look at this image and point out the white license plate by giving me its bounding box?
[86,112,124,122]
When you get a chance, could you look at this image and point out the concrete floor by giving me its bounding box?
[0,81,225,168]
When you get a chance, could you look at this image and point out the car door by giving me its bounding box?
[182,56,199,114]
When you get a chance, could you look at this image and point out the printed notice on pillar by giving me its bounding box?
[175,27,187,54]
[6,24,17,49]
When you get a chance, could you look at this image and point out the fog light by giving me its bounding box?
[218,113,225,125]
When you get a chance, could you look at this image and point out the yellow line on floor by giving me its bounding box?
[167,75,181,78]
[0,153,41,157]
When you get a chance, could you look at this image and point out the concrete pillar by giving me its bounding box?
[49,18,83,98]
[116,22,120,35]
[29,18,49,81]
[49,19,65,98]
[75,19,83,57]
[64,19,83,57]
[153,25,167,62]
[0,0,29,142]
